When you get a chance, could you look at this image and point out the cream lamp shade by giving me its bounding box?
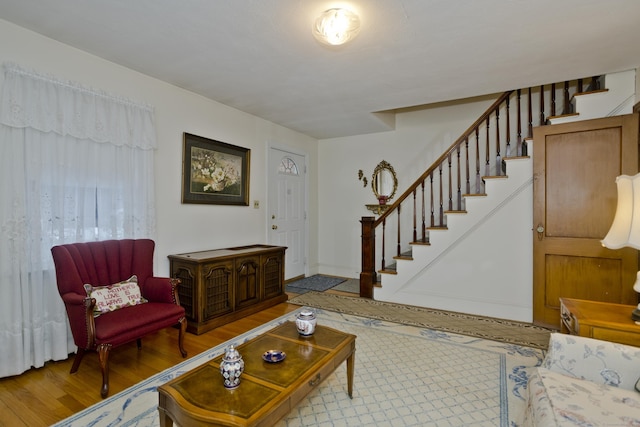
[312,8,361,46]
[601,173,640,321]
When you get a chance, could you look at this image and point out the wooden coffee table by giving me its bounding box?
[157,321,356,426]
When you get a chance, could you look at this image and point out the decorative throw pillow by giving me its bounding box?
[84,275,147,316]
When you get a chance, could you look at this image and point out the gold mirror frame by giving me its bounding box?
[371,160,398,201]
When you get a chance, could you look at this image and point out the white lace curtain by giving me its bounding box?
[0,63,157,378]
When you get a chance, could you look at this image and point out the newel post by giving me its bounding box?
[360,216,376,298]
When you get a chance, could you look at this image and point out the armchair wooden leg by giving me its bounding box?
[97,343,112,398]
[178,317,187,358]
[70,348,86,374]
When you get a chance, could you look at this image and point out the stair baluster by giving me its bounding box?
[421,181,426,242]
[456,145,462,210]
[527,87,533,139]
[485,116,490,177]
[505,97,511,158]
[475,127,481,193]
[551,83,556,117]
[539,85,545,124]
[495,107,501,176]
[412,189,417,243]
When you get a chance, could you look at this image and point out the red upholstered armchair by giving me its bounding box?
[51,239,187,398]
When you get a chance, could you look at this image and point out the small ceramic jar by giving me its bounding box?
[220,345,244,389]
[295,308,317,336]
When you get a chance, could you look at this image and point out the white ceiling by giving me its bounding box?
[1,0,639,139]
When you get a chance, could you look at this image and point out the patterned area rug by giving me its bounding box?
[52,308,543,427]
[289,291,553,349]
[285,274,346,294]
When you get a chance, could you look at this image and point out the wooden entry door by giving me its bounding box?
[533,114,639,329]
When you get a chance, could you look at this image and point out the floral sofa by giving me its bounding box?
[520,332,640,426]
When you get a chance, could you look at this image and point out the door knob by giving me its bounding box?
[272,225,278,230]
[536,224,544,240]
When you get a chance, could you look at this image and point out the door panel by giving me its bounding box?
[268,148,306,280]
[545,255,625,305]
[533,114,639,328]
[545,129,620,238]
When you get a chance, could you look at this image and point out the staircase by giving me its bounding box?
[360,70,636,323]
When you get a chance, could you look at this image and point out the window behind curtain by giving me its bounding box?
[0,63,157,378]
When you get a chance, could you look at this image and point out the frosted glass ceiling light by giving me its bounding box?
[313,8,360,46]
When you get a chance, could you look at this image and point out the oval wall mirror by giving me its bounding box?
[371,160,398,202]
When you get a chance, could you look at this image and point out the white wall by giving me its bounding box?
[317,96,498,278]
[375,155,534,322]
[0,19,319,277]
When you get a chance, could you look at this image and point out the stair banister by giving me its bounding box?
[359,76,603,299]
[360,91,513,295]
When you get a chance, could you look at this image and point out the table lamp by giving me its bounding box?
[601,173,640,322]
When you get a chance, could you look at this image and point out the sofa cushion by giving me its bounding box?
[522,367,640,426]
[84,275,147,316]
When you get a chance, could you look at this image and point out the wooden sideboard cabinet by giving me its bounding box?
[168,245,287,334]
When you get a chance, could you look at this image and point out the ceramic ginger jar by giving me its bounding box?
[220,345,244,389]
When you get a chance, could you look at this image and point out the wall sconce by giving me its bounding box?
[313,8,361,46]
[601,173,640,322]
[357,169,368,187]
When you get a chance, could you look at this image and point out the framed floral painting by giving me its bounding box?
[182,133,250,205]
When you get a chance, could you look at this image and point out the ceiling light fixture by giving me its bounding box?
[312,8,361,46]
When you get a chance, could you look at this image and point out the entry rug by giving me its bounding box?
[330,278,360,294]
[285,274,346,294]
[53,308,544,427]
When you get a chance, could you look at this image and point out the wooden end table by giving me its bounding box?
[559,297,640,347]
[157,321,356,426]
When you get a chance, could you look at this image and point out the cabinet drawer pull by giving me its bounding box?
[309,373,321,387]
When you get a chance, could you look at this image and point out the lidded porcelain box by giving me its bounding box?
[295,308,317,336]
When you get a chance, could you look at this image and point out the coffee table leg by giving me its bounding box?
[158,408,173,427]
[346,351,355,399]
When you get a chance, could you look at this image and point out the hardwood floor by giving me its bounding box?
[0,300,302,426]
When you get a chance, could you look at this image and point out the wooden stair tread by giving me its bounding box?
[547,112,579,120]
[573,88,608,97]
[411,240,430,246]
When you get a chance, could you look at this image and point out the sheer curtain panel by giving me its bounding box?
[0,63,157,378]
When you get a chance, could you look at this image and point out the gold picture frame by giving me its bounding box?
[181,133,250,205]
